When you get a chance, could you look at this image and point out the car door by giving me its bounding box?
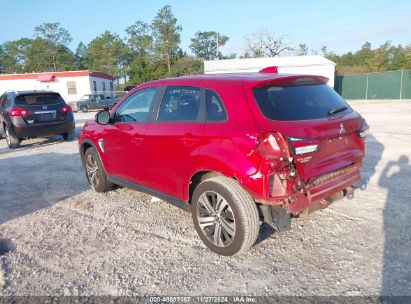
[102,86,162,186]
[144,86,206,200]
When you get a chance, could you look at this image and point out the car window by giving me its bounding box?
[15,93,64,106]
[115,87,158,123]
[206,90,227,122]
[157,86,201,122]
[253,84,352,121]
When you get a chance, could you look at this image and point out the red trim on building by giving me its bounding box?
[0,71,115,81]
[36,74,55,82]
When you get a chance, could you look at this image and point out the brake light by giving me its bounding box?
[9,108,29,117]
[288,137,319,155]
[256,132,290,160]
[60,105,72,113]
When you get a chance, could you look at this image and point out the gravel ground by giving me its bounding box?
[0,102,410,297]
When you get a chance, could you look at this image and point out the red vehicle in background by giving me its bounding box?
[78,70,368,256]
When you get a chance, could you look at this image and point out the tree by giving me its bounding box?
[126,21,153,56]
[1,38,32,73]
[404,45,411,69]
[0,45,5,73]
[189,31,229,60]
[83,31,128,80]
[245,29,293,57]
[169,56,203,77]
[151,5,182,72]
[295,43,308,56]
[24,38,75,72]
[34,22,73,71]
[366,41,391,72]
[75,42,86,69]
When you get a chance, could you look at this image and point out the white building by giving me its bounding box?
[0,70,115,103]
[204,55,336,87]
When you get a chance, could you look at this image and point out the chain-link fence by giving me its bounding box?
[335,70,411,100]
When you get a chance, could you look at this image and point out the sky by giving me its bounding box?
[0,0,410,56]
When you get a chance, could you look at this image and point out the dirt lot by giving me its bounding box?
[0,101,410,296]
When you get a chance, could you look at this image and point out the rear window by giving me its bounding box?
[15,93,64,106]
[253,84,351,121]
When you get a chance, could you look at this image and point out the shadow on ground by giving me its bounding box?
[380,155,411,295]
[0,152,87,224]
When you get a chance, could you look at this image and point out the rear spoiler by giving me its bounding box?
[247,75,329,89]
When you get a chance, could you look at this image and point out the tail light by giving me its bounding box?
[288,137,319,155]
[356,119,369,139]
[60,105,73,113]
[256,132,290,160]
[9,108,29,117]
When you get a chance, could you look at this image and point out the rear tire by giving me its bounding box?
[62,130,74,141]
[81,105,89,113]
[5,125,21,149]
[191,176,260,256]
[83,147,113,192]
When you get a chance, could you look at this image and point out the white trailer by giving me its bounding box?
[204,55,336,87]
[0,71,115,103]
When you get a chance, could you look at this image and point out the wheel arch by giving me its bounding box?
[187,170,237,204]
[79,140,99,166]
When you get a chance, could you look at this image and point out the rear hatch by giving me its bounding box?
[15,92,67,124]
[251,81,366,181]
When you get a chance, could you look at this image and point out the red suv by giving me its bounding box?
[78,71,368,256]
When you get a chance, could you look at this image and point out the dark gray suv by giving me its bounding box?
[0,91,75,149]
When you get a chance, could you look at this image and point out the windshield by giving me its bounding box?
[15,93,64,106]
[253,84,352,121]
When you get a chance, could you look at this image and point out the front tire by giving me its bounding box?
[84,147,113,192]
[5,126,21,149]
[81,105,89,113]
[191,176,260,256]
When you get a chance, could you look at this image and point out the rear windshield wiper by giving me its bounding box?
[327,106,348,116]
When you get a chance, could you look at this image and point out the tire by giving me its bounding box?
[62,130,74,141]
[83,147,113,192]
[81,105,89,113]
[5,125,21,149]
[191,176,260,256]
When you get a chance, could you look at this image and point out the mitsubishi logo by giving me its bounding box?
[339,123,345,135]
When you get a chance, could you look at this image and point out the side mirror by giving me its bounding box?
[96,110,110,125]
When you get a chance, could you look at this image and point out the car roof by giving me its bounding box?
[143,72,329,88]
[13,90,60,96]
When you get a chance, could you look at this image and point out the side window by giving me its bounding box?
[115,87,158,123]
[206,90,227,122]
[6,94,13,107]
[157,86,201,122]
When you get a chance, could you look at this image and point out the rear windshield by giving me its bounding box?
[253,84,351,121]
[15,93,64,106]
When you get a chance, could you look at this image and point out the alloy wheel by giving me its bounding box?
[85,154,100,188]
[196,191,236,247]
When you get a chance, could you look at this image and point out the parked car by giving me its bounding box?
[78,71,369,256]
[0,91,75,149]
[77,94,120,113]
